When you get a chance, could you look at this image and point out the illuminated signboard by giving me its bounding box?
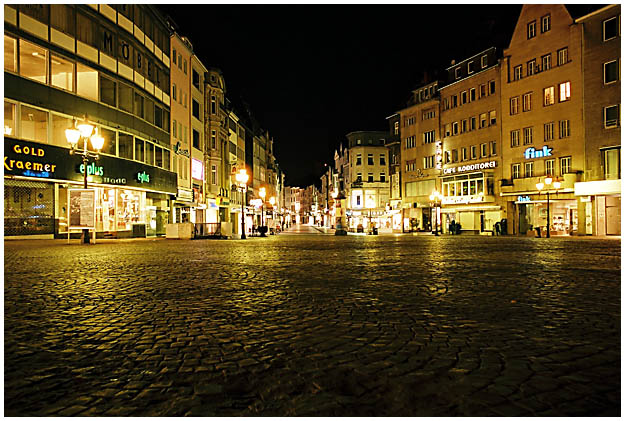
[435,141,443,169]
[191,158,204,180]
[443,160,497,175]
[524,146,552,159]
[517,195,531,202]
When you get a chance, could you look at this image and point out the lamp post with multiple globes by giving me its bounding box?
[65,120,104,244]
[536,176,561,238]
[235,169,249,239]
[429,189,443,236]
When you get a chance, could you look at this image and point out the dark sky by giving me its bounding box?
[157,4,594,187]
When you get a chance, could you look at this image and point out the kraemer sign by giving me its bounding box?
[443,160,497,175]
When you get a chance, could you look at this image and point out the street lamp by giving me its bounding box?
[66,120,104,244]
[259,187,266,237]
[429,189,443,236]
[536,176,561,238]
[235,169,249,239]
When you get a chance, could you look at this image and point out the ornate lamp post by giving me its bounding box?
[536,177,561,238]
[259,187,266,237]
[429,189,443,236]
[65,120,104,244]
[235,169,249,239]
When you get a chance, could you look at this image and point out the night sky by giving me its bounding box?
[157,4,598,187]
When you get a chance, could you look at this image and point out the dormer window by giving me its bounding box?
[455,68,461,79]
[468,61,474,74]
[481,54,488,68]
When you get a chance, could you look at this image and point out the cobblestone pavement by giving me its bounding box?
[4,235,620,416]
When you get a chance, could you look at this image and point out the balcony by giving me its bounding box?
[500,172,581,194]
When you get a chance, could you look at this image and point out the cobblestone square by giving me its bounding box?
[4,234,620,416]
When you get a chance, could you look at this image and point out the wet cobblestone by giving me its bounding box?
[4,235,621,416]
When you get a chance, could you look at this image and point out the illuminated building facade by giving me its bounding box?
[4,4,177,238]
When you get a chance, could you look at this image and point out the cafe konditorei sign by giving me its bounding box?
[4,138,177,194]
[443,160,497,175]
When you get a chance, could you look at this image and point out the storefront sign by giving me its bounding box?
[4,138,177,194]
[517,195,531,202]
[191,158,204,180]
[174,141,190,157]
[443,160,497,175]
[442,195,485,205]
[177,188,194,202]
[524,146,552,159]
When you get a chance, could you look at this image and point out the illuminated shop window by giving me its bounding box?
[5,101,16,136]
[50,114,72,147]
[50,54,74,92]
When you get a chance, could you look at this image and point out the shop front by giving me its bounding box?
[574,179,621,236]
[4,137,177,238]
[508,193,578,236]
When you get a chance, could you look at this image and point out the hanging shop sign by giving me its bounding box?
[524,146,553,159]
[443,160,497,175]
[435,141,443,169]
[4,138,176,194]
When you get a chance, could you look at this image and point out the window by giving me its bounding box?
[541,14,551,33]
[559,120,570,138]
[146,142,154,166]
[192,69,200,89]
[444,124,451,137]
[480,143,488,157]
[545,159,555,176]
[543,86,555,106]
[557,48,568,66]
[5,35,17,73]
[19,39,47,83]
[479,113,487,128]
[479,84,486,98]
[211,164,217,184]
[211,96,216,114]
[183,60,187,74]
[99,75,116,107]
[172,120,177,140]
[489,110,496,126]
[455,68,461,79]
[144,98,154,124]
[172,83,177,101]
[514,65,523,81]
[76,63,98,101]
[525,162,534,178]
[378,154,386,166]
[461,119,467,133]
[511,130,520,147]
[510,97,519,114]
[527,59,536,76]
[604,60,619,84]
[163,149,170,171]
[76,12,97,48]
[405,161,415,172]
[468,61,474,74]
[172,49,177,64]
[394,121,399,135]
[603,16,619,41]
[489,80,496,95]
[178,54,182,69]
[452,149,458,163]
[135,138,144,162]
[452,95,458,107]
[544,122,554,141]
[20,105,48,143]
[50,54,74,91]
[51,4,75,36]
[512,163,521,179]
[155,146,163,168]
[490,141,497,156]
[134,92,144,119]
[481,54,488,68]
[452,121,459,135]
[523,127,533,145]
[356,153,362,165]
[470,117,476,131]
[470,88,476,102]
[367,154,374,165]
[380,173,386,182]
[444,151,451,164]
[192,129,200,149]
[470,145,477,159]
[119,133,133,159]
[356,172,362,182]
[4,101,16,136]
[367,173,374,182]
[461,91,467,104]
[522,92,532,112]
[603,147,620,179]
[542,54,551,71]
[559,82,571,102]
[528,20,536,39]
[424,156,435,169]
[461,147,467,161]
[118,82,133,113]
[192,99,200,119]
[604,105,620,128]
[405,136,416,148]
[211,130,217,149]
[560,156,571,174]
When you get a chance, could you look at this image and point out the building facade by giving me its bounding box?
[4,4,176,238]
